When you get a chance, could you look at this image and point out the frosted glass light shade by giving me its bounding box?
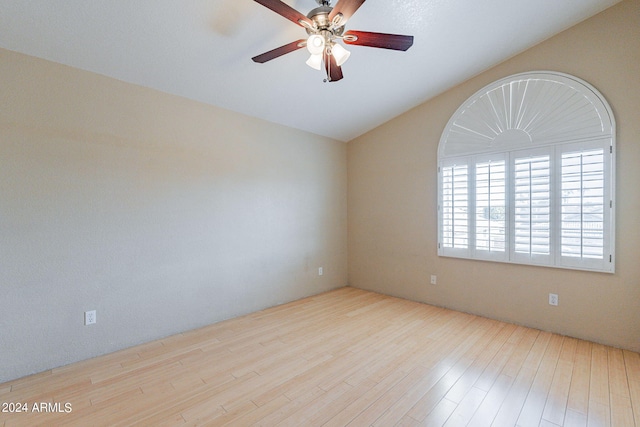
[331,43,351,66]
[306,35,325,55]
[306,53,323,70]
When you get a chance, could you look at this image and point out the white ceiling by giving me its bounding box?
[0,0,622,141]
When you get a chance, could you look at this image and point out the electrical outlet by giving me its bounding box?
[548,293,559,306]
[318,267,323,276]
[430,275,437,285]
[85,310,96,325]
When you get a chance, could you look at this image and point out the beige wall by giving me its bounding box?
[348,0,640,352]
[0,49,347,383]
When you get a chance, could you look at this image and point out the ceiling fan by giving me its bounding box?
[251,0,414,82]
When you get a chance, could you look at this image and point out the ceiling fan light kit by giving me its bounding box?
[251,0,414,82]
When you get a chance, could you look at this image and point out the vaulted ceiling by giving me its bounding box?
[0,0,623,141]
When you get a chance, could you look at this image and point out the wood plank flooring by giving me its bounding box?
[1,287,638,426]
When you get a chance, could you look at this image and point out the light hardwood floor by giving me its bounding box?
[1,287,639,426]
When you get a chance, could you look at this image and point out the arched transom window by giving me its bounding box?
[437,71,615,273]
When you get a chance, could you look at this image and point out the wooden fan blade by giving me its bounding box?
[328,0,366,26]
[343,30,414,51]
[252,39,306,63]
[323,49,344,82]
[252,0,313,27]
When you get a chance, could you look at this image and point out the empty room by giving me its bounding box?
[1,0,639,426]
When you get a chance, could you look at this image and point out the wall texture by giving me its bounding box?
[0,49,347,383]
[348,0,640,352]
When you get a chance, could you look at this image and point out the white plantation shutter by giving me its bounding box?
[441,161,470,256]
[558,141,610,271]
[438,72,615,273]
[512,150,552,265]
[474,157,506,261]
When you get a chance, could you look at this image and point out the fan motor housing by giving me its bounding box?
[306,6,345,36]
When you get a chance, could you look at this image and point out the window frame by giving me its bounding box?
[437,72,615,273]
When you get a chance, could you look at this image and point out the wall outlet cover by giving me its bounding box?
[85,310,96,325]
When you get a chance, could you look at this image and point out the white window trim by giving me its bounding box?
[437,71,615,273]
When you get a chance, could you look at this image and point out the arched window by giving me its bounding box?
[437,71,615,272]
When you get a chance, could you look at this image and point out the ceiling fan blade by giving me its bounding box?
[252,39,306,63]
[323,49,344,82]
[328,0,366,26]
[343,30,414,51]
[252,0,313,27]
